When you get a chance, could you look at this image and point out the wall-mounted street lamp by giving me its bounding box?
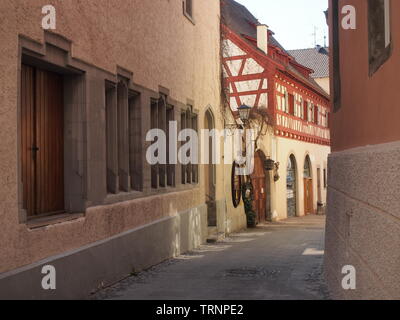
[238,105,251,125]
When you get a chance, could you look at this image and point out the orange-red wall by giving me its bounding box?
[330,0,400,152]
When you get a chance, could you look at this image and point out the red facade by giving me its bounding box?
[222,24,330,146]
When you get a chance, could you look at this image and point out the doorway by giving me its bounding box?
[21,65,65,217]
[317,168,322,205]
[251,151,267,223]
[287,154,297,217]
[303,155,314,215]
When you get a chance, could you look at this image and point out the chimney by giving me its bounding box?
[257,24,269,54]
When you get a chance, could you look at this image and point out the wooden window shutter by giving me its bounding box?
[314,106,319,125]
[303,100,308,121]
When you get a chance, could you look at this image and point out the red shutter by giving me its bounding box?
[304,101,308,121]
[314,106,319,125]
[289,94,295,115]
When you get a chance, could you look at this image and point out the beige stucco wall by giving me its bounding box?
[315,77,330,95]
[223,123,247,233]
[224,163,246,234]
[0,0,229,274]
[272,136,330,220]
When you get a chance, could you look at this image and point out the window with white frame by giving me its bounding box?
[299,97,304,119]
[307,101,314,123]
[284,89,289,113]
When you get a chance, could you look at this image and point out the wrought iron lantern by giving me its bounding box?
[238,105,251,124]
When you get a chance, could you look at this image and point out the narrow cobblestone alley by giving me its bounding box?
[95,215,329,300]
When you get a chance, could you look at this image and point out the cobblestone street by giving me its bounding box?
[95,215,329,300]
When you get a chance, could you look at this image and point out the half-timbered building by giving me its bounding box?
[222,0,331,221]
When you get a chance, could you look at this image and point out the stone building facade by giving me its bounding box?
[0,0,246,299]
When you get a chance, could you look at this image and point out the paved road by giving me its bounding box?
[96,215,329,300]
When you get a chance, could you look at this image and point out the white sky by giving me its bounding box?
[234,0,329,50]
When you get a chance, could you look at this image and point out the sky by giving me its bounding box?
[234,0,329,50]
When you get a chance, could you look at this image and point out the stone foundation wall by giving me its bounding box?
[325,141,400,299]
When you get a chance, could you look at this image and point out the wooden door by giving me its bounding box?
[303,178,314,215]
[251,153,266,223]
[21,65,65,217]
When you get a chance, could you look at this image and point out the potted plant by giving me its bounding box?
[242,181,257,228]
[273,162,280,182]
[245,210,257,228]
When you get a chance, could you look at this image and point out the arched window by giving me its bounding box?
[287,155,297,217]
[304,155,312,178]
[287,155,297,190]
[231,162,242,208]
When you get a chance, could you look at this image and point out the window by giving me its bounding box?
[185,109,192,184]
[105,81,118,194]
[297,96,304,118]
[181,106,198,185]
[117,81,130,192]
[191,113,199,184]
[183,0,194,21]
[288,93,295,115]
[303,99,308,121]
[369,0,392,75]
[166,104,175,187]
[304,156,312,179]
[307,102,314,123]
[129,91,143,191]
[284,89,289,113]
[106,80,142,194]
[151,95,175,189]
[320,108,328,128]
[323,168,327,188]
[181,111,187,185]
[231,162,242,208]
[314,105,319,125]
[301,98,305,119]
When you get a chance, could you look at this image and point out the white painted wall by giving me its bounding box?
[272,137,331,220]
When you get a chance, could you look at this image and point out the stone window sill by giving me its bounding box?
[27,213,85,230]
[104,185,200,206]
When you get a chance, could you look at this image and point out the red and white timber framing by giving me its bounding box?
[222,24,330,146]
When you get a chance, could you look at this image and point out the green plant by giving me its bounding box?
[241,181,257,228]
[246,210,257,228]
